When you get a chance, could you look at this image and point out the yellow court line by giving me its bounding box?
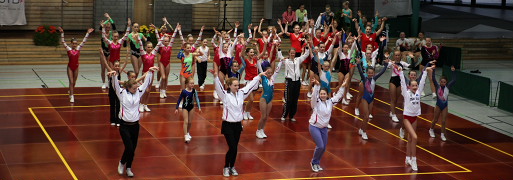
[0,88,290,98]
[28,108,78,180]
[30,98,468,179]
[333,106,471,171]
[272,170,470,180]
[362,89,513,159]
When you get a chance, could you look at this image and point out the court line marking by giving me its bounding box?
[367,90,513,159]
[29,99,469,179]
[20,88,513,158]
[28,108,78,180]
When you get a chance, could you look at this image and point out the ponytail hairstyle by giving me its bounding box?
[124,79,137,90]
[225,77,239,93]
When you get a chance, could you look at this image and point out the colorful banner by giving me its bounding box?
[0,0,27,25]
[375,0,412,17]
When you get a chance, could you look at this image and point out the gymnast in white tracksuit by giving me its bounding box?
[308,78,347,172]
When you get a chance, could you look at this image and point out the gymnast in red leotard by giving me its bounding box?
[137,24,162,112]
[101,18,131,70]
[157,22,179,99]
[58,27,94,103]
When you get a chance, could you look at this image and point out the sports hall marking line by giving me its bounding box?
[29,99,468,180]
[271,170,470,180]
[349,87,513,159]
[333,106,471,172]
[28,108,78,180]
[0,88,290,98]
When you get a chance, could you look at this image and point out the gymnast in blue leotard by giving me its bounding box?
[256,60,283,139]
[429,65,457,141]
[356,58,389,140]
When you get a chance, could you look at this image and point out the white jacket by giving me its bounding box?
[112,71,153,122]
[309,85,345,128]
[215,75,261,122]
[277,49,310,81]
[399,69,427,117]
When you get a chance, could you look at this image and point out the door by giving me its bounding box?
[134,0,154,26]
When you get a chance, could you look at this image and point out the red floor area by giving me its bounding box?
[0,83,512,179]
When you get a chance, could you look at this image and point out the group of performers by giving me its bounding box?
[58,3,455,177]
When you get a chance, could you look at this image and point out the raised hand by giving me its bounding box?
[127,18,132,26]
[277,19,282,25]
[200,25,205,31]
[104,13,111,19]
[87,28,94,34]
[311,78,319,85]
[235,21,240,28]
[149,66,159,72]
[248,23,252,29]
[379,36,386,42]
[58,27,64,33]
[253,25,258,31]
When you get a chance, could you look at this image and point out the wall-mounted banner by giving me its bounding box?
[172,0,212,4]
[0,0,27,25]
[375,0,412,17]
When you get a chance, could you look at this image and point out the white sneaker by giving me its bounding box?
[101,84,107,89]
[369,114,373,119]
[410,157,418,171]
[429,128,435,138]
[389,111,393,117]
[117,161,125,175]
[282,97,286,103]
[256,130,264,139]
[310,163,319,172]
[399,127,405,139]
[290,118,296,122]
[441,133,447,141]
[200,85,205,91]
[281,117,286,121]
[223,167,230,177]
[307,91,312,98]
[243,113,249,120]
[144,105,151,112]
[247,113,254,120]
[391,114,399,123]
[185,135,191,143]
[327,124,332,129]
[163,90,167,98]
[213,91,219,99]
[316,164,324,171]
[355,108,360,116]
[69,95,74,103]
[361,132,368,140]
[159,91,165,99]
[126,168,134,177]
[348,93,353,98]
[139,104,144,112]
[432,92,437,99]
[220,101,223,105]
[405,157,411,166]
[358,129,363,135]
[261,130,267,138]
[187,133,192,139]
[342,99,350,105]
[117,124,120,127]
[110,123,116,126]
[230,167,238,176]
[155,83,160,89]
